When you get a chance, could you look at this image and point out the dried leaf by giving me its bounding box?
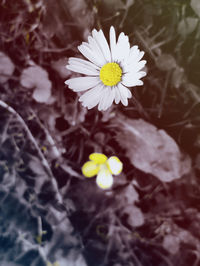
[115,115,191,182]
[29,155,47,177]
[55,251,87,266]
[123,185,139,205]
[66,0,94,34]
[162,235,180,254]
[124,206,144,227]
[51,58,70,79]
[178,17,198,37]
[100,0,124,13]
[32,83,51,103]
[124,0,135,9]
[20,65,52,103]
[0,52,15,83]
[171,66,184,88]
[156,53,176,71]
[63,102,87,126]
[190,0,200,17]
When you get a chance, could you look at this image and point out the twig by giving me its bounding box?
[37,216,43,237]
[150,27,166,43]
[119,9,129,29]
[40,45,74,53]
[158,70,171,118]
[0,115,11,145]
[30,109,61,159]
[135,30,156,59]
[184,83,200,103]
[151,37,172,51]
[115,216,143,266]
[0,99,63,203]
[29,110,83,178]
[131,94,150,120]
[153,250,174,266]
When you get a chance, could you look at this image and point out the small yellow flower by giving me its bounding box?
[46,261,59,266]
[82,153,123,189]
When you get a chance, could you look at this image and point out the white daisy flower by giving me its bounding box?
[65,26,146,111]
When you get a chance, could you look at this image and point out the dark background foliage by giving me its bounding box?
[0,0,200,265]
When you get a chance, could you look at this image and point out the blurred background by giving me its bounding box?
[0,0,200,265]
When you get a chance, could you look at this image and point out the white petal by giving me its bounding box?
[98,86,109,111]
[78,44,105,67]
[100,87,115,111]
[87,86,105,109]
[136,51,145,61]
[118,83,128,106]
[122,71,146,87]
[127,50,144,65]
[68,57,100,70]
[114,86,121,104]
[68,60,99,73]
[126,46,141,65]
[98,89,109,111]
[82,41,90,48]
[115,32,130,62]
[105,87,115,110]
[123,60,147,73]
[129,45,139,59]
[66,64,99,76]
[96,169,113,189]
[92,29,111,62]
[65,76,100,92]
[127,87,132,98]
[101,87,111,111]
[116,83,132,99]
[79,43,105,66]
[88,36,106,63]
[79,84,105,109]
[109,26,117,62]
[107,156,123,175]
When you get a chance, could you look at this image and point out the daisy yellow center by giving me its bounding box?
[100,62,122,86]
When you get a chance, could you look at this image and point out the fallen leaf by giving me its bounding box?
[20,65,51,103]
[162,235,180,254]
[114,115,191,182]
[124,205,144,227]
